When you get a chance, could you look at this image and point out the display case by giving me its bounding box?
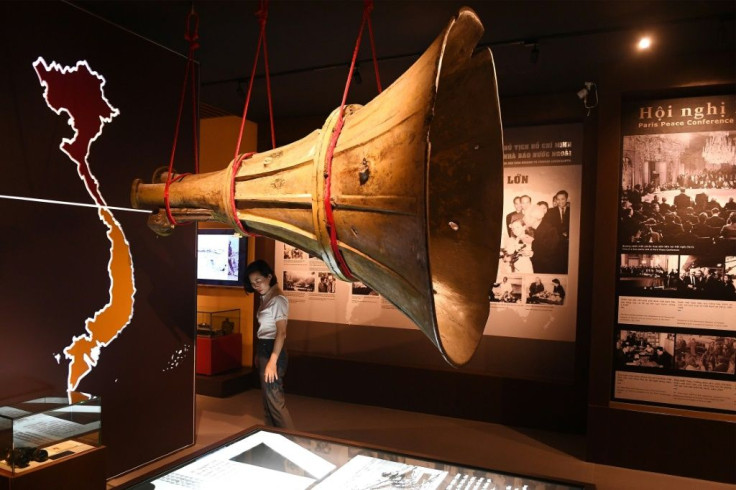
[197,309,242,375]
[197,309,240,336]
[127,426,592,490]
[0,394,101,475]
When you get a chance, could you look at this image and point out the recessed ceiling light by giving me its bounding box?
[638,36,652,50]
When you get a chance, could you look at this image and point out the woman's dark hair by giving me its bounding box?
[243,259,277,293]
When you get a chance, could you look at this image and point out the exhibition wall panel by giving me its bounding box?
[588,50,735,483]
[0,2,196,478]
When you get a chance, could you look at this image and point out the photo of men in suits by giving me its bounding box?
[618,253,736,301]
[525,203,566,274]
[619,131,736,247]
[674,188,693,211]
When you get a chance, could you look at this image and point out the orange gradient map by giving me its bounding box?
[34,57,136,392]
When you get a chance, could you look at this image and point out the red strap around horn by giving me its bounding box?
[230,152,256,236]
[322,0,382,281]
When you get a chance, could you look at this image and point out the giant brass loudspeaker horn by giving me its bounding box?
[132,7,503,367]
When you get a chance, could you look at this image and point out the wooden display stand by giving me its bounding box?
[0,446,105,490]
[196,333,242,375]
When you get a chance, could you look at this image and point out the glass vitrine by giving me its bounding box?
[128,426,591,489]
[0,394,101,474]
[196,309,241,337]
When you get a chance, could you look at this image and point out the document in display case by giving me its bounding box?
[129,427,591,490]
[0,394,101,475]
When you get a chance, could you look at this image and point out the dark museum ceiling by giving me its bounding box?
[74,0,735,123]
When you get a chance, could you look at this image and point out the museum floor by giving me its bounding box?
[107,390,732,490]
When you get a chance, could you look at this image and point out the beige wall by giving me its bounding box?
[197,116,257,367]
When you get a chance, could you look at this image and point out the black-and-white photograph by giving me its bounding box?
[619,253,680,290]
[618,253,736,300]
[316,272,337,294]
[351,281,378,296]
[619,131,736,247]
[674,334,736,374]
[728,255,736,279]
[283,244,307,260]
[283,271,316,293]
[501,190,570,275]
[676,255,736,300]
[615,330,675,369]
[490,275,522,303]
[524,276,566,305]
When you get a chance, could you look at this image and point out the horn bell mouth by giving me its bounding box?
[426,8,504,366]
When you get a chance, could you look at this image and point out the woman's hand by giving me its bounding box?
[264,359,279,383]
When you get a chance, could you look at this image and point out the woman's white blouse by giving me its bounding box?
[257,286,289,339]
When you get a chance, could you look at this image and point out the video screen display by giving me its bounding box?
[197,230,246,287]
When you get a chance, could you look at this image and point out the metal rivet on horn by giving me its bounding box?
[263,157,273,166]
[448,221,460,231]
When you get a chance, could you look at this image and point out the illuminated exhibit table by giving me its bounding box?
[128,427,591,490]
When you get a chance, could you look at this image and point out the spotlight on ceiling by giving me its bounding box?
[637,36,652,50]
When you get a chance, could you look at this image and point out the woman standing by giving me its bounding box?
[244,259,294,429]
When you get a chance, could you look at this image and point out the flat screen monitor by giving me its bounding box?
[197,229,247,288]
